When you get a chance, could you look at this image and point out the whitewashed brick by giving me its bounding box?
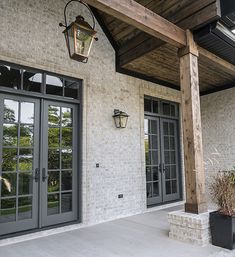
[168,211,211,246]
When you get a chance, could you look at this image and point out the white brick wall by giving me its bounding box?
[0,0,182,225]
[201,89,235,209]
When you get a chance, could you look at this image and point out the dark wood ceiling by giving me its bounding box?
[92,0,235,94]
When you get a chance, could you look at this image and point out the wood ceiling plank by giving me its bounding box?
[84,0,186,48]
[179,0,221,30]
[117,0,220,66]
[198,46,235,77]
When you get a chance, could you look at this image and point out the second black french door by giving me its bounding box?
[0,94,78,236]
[145,116,180,206]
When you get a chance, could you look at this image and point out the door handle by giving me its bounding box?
[33,168,40,182]
[162,163,166,174]
[42,168,48,182]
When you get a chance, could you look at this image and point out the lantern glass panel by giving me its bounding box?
[66,26,76,56]
[120,115,128,128]
[114,116,120,128]
[75,26,94,57]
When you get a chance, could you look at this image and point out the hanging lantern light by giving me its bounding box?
[113,109,129,129]
[59,0,98,63]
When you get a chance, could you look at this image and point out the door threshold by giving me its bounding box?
[145,200,185,213]
[0,221,83,247]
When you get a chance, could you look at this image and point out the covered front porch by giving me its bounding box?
[0,205,231,257]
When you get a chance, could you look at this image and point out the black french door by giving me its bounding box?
[145,116,180,206]
[0,94,78,236]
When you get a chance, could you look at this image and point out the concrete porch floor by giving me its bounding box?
[0,206,234,257]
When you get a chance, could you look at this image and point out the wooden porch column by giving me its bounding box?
[178,30,207,214]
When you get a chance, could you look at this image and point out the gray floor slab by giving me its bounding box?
[0,206,234,257]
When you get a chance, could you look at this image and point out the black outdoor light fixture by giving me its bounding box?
[59,0,98,63]
[113,109,129,129]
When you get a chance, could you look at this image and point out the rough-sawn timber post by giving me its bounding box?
[178,30,207,214]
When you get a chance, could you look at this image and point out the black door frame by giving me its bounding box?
[144,97,182,207]
[0,61,82,237]
[0,95,40,235]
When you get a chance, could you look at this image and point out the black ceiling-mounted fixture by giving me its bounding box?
[220,0,235,29]
[194,0,235,65]
[59,0,98,63]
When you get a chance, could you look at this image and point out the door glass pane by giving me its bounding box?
[47,194,60,216]
[152,101,159,114]
[170,105,176,117]
[23,70,42,92]
[48,171,60,192]
[165,165,171,179]
[163,123,169,136]
[144,119,148,134]
[0,198,16,223]
[19,172,33,195]
[162,103,171,116]
[164,151,170,164]
[61,193,72,213]
[144,135,150,165]
[166,181,171,195]
[152,182,159,197]
[19,149,33,171]
[152,167,158,181]
[164,136,169,150]
[146,183,152,198]
[21,102,34,124]
[61,170,72,191]
[62,128,72,147]
[62,108,72,127]
[144,99,151,112]
[20,125,33,147]
[64,80,79,100]
[48,149,60,170]
[1,173,17,197]
[172,180,177,194]
[4,99,19,123]
[0,65,21,90]
[170,151,176,164]
[61,149,72,169]
[151,135,158,150]
[151,151,158,165]
[170,137,175,149]
[46,75,63,96]
[48,128,60,147]
[151,120,158,134]
[169,123,174,135]
[18,196,32,220]
[146,167,151,182]
[2,148,17,171]
[171,165,176,179]
[48,106,60,126]
[3,124,18,146]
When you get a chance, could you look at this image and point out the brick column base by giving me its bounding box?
[167,210,211,246]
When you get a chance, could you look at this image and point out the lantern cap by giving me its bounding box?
[75,15,94,31]
[113,109,129,117]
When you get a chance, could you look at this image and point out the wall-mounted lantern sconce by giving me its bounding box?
[113,109,129,128]
[59,0,98,63]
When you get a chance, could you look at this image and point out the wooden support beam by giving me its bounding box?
[117,0,221,67]
[84,0,186,48]
[179,30,207,214]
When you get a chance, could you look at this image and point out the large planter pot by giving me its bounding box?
[210,211,235,250]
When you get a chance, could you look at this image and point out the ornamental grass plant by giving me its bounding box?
[210,170,235,216]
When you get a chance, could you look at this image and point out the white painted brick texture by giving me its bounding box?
[0,0,182,226]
